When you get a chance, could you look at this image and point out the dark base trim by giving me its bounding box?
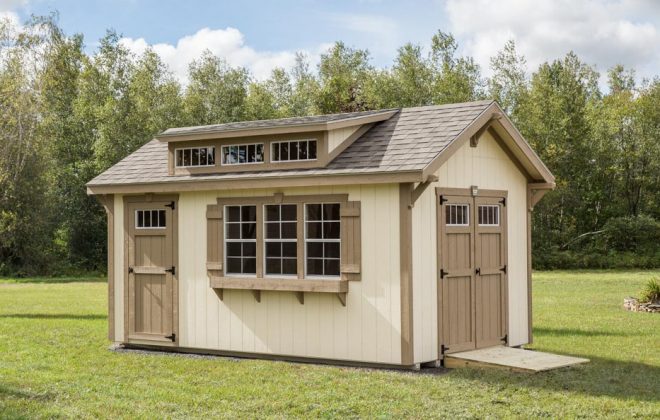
[114,343,422,370]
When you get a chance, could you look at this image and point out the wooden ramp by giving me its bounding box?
[444,346,589,373]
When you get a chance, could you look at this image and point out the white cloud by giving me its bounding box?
[445,0,660,81]
[326,13,401,57]
[0,0,27,12]
[120,27,326,85]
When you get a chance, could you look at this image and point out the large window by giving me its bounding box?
[272,140,317,162]
[221,143,264,165]
[175,146,215,167]
[264,204,298,276]
[304,203,340,277]
[224,205,257,275]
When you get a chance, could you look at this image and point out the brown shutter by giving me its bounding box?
[340,201,361,281]
[207,204,223,276]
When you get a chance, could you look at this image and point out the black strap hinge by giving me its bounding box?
[439,195,448,204]
[475,267,481,275]
[499,197,506,207]
[500,265,507,274]
[441,344,450,354]
[501,334,507,343]
[165,266,176,275]
[440,269,448,279]
[165,201,175,210]
[165,333,176,342]
[128,267,134,274]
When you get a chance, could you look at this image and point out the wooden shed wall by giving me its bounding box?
[113,195,125,341]
[411,131,529,363]
[176,184,402,364]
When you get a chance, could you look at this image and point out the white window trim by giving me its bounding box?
[224,205,258,277]
[446,204,470,227]
[263,204,298,278]
[174,146,216,168]
[135,209,166,230]
[303,203,341,280]
[478,204,500,226]
[221,143,265,166]
[271,139,318,163]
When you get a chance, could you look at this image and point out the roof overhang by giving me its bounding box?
[86,170,423,195]
[155,110,399,142]
[422,102,555,186]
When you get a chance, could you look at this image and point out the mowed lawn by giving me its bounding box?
[0,271,658,418]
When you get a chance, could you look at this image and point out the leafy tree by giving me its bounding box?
[317,42,372,113]
[430,31,484,104]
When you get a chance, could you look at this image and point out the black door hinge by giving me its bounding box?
[165,201,175,210]
[500,265,507,274]
[128,267,134,274]
[441,344,450,354]
[439,195,448,204]
[165,266,176,275]
[499,197,506,207]
[501,334,507,344]
[475,267,481,275]
[165,333,176,342]
[440,269,448,279]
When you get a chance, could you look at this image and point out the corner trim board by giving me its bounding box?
[399,183,414,365]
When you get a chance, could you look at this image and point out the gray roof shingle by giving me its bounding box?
[88,100,493,187]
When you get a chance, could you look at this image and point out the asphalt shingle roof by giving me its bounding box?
[88,100,493,187]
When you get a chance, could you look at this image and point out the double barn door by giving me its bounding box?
[437,189,508,356]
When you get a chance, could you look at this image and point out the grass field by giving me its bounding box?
[0,270,658,418]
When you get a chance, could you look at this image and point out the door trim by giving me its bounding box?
[435,187,508,359]
[123,194,179,346]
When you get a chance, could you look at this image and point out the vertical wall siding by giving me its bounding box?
[113,194,124,341]
[177,184,402,364]
[412,131,529,363]
[327,126,360,153]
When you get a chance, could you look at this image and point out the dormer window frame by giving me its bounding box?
[174,146,216,168]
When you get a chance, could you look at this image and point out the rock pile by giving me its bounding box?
[623,297,660,313]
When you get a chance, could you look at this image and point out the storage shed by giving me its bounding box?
[87,100,555,368]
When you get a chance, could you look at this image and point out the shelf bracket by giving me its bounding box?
[336,292,347,306]
[295,291,304,305]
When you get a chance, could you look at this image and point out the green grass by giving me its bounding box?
[0,270,658,418]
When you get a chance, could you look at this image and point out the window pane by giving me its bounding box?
[307,258,323,275]
[266,242,281,258]
[226,242,242,257]
[247,144,255,163]
[256,144,264,162]
[282,259,297,275]
[243,258,256,274]
[192,148,199,166]
[242,242,256,257]
[227,206,241,222]
[265,205,280,221]
[266,223,280,239]
[266,258,281,275]
[176,150,183,167]
[307,242,323,258]
[299,141,308,160]
[272,143,280,161]
[241,223,256,239]
[199,147,207,165]
[137,211,143,228]
[323,204,340,221]
[281,205,296,221]
[282,242,297,257]
[323,222,340,239]
[242,206,256,222]
[144,211,151,227]
[208,147,215,165]
[281,222,297,239]
[183,149,191,166]
[290,141,299,161]
[158,210,166,227]
[324,259,340,276]
[308,141,317,159]
[324,242,340,259]
[281,142,289,160]
[306,222,323,239]
[226,223,240,239]
[227,258,242,274]
[306,204,322,221]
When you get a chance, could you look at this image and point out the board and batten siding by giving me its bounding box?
[327,126,360,154]
[412,130,529,363]
[178,184,402,364]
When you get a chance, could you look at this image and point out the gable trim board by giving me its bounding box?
[91,100,554,367]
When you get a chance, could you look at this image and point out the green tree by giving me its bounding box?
[317,42,372,113]
[430,31,484,104]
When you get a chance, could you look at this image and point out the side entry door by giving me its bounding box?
[125,196,178,345]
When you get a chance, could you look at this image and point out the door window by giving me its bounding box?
[446,204,469,226]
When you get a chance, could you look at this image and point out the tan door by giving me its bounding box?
[126,197,177,345]
[474,196,508,348]
[438,195,476,353]
[437,190,508,356]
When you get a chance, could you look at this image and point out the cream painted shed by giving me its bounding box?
[88,100,555,368]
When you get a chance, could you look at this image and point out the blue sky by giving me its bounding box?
[2,0,659,85]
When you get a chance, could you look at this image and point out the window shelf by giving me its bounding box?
[209,276,348,305]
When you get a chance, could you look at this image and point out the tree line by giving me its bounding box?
[1,15,658,275]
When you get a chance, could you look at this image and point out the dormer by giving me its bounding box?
[156,109,399,176]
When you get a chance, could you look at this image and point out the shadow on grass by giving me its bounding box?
[455,353,660,403]
[534,327,630,337]
[0,276,106,284]
[0,313,106,320]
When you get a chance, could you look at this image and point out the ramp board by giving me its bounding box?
[444,346,589,373]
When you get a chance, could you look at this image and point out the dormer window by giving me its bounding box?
[272,140,317,162]
[175,146,215,167]
[221,143,264,165]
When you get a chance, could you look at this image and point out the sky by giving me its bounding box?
[1,0,659,86]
